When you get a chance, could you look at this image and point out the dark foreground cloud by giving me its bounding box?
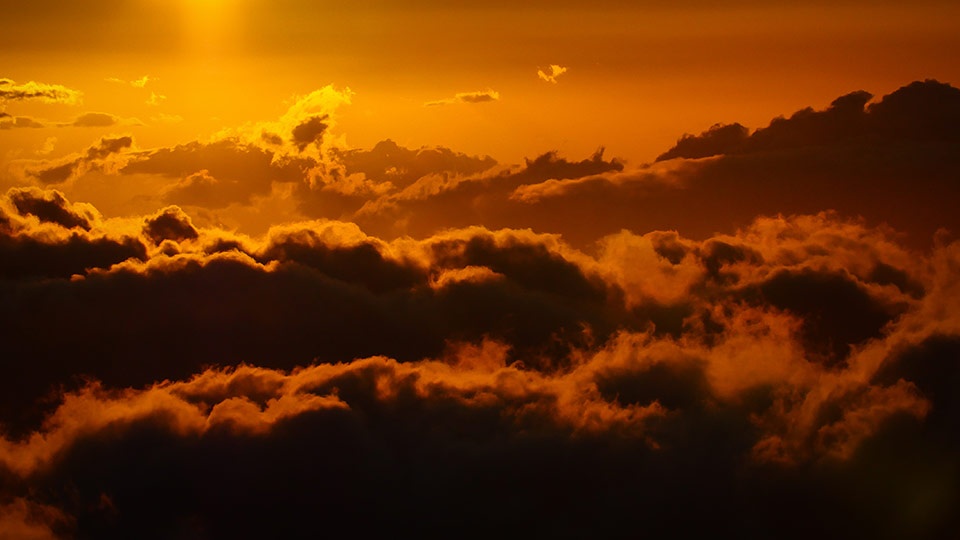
[0,186,958,537]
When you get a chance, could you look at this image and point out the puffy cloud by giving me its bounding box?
[7,186,98,230]
[537,64,568,83]
[0,77,81,104]
[142,206,200,244]
[0,188,955,536]
[0,79,958,538]
[424,89,500,106]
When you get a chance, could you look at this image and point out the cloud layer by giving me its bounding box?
[1,79,959,538]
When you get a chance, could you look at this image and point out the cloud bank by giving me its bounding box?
[1,79,959,538]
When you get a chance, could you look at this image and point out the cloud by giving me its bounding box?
[0,77,81,104]
[424,89,500,106]
[7,186,99,230]
[657,79,960,161]
[0,114,46,129]
[142,205,200,244]
[537,64,568,83]
[290,115,328,152]
[1,111,138,129]
[106,75,152,88]
[24,135,133,184]
[67,111,119,127]
[1,80,959,537]
[0,187,955,536]
[146,91,166,106]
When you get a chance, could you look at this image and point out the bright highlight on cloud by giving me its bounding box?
[537,64,568,83]
[0,78,82,105]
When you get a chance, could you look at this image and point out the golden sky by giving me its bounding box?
[3,1,959,162]
[2,2,960,538]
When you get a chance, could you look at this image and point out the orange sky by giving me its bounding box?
[3,1,959,163]
[2,2,960,538]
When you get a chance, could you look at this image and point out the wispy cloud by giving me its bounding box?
[106,75,153,88]
[424,89,500,106]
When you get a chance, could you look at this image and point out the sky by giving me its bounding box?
[2,1,960,538]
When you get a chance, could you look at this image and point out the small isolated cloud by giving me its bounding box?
[69,112,119,128]
[538,64,568,84]
[147,92,167,106]
[0,78,81,105]
[150,113,183,124]
[106,75,153,88]
[424,89,500,107]
[37,137,56,156]
[131,75,152,88]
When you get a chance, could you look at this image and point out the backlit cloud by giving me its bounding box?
[0,77,81,105]
[0,79,959,538]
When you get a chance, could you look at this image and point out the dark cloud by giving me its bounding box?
[0,202,954,537]
[70,112,119,127]
[1,80,959,539]
[0,115,46,129]
[333,138,497,188]
[345,148,624,243]
[656,122,749,161]
[657,81,960,161]
[27,135,133,184]
[485,80,960,247]
[142,206,200,244]
[125,139,310,208]
[0,189,146,283]
[8,186,96,229]
[290,114,328,151]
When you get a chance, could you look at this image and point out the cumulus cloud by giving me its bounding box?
[537,64,568,83]
[1,79,959,538]
[424,89,500,106]
[656,79,960,160]
[0,77,81,104]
